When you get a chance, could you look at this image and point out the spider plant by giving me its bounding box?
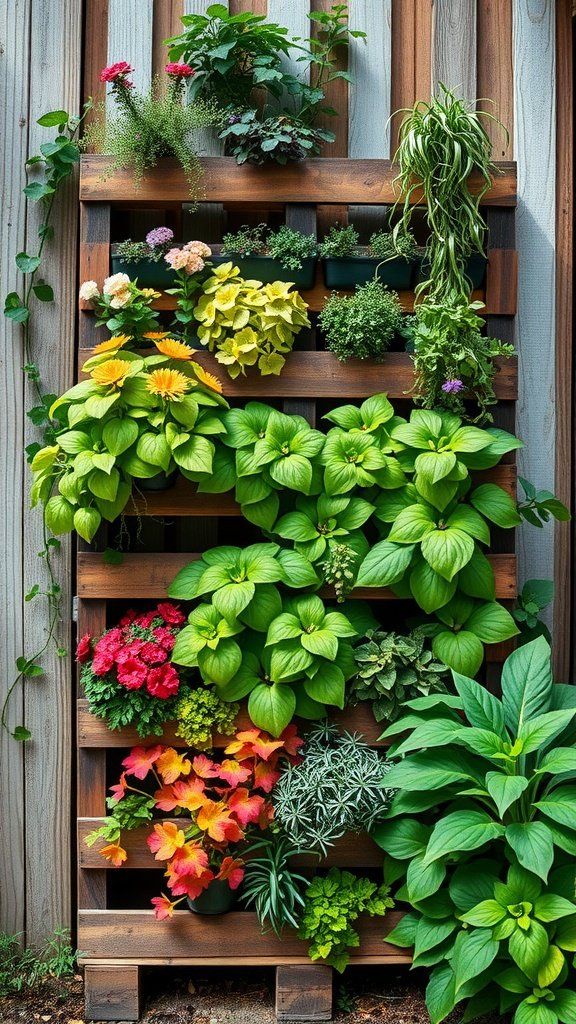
[240,836,310,936]
[393,84,508,304]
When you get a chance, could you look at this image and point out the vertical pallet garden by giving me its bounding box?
[76,156,518,1020]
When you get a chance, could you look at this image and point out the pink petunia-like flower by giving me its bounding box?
[91,648,116,676]
[119,609,138,627]
[146,663,180,699]
[76,633,92,663]
[116,654,148,690]
[165,62,195,78]
[153,627,177,651]
[100,61,134,83]
[156,602,185,626]
[146,226,174,248]
[139,642,168,666]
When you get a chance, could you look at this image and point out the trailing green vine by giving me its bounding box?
[2,103,91,740]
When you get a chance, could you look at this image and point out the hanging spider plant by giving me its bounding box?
[393,84,508,304]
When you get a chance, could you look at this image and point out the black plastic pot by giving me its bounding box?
[322,255,416,290]
[211,254,317,289]
[187,880,237,916]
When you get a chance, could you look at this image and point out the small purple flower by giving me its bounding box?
[441,379,465,394]
[146,226,174,248]
[228,114,242,125]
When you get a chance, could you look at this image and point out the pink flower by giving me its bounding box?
[76,633,92,663]
[164,248,191,272]
[146,663,180,699]
[153,627,177,651]
[119,609,137,627]
[100,61,134,83]
[117,655,148,690]
[91,648,116,676]
[157,602,185,626]
[184,241,212,259]
[140,642,168,666]
[165,62,195,78]
[138,610,159,628]
[117,641,144,661]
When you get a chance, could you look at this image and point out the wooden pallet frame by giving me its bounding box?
[77,156,518,1021]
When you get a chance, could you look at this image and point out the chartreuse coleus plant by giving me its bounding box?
[373,638,576,1024]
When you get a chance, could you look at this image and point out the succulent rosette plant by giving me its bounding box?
[86,725,304,917]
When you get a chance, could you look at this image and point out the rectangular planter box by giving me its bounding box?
[212,253,317,290]
[323,255,416,290]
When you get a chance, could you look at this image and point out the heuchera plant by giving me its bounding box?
[373,638,576,1024]
[86,725,303,918]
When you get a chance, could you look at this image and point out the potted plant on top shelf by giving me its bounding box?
[217,223,318,289]
[319,222,418,290]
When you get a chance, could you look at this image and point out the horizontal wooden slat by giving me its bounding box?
[125,463,516,516]
[78,820,383,870]
[80,156,517,206]
[77,350,518,400]
[76,551,516,600]
[77,909,409,962]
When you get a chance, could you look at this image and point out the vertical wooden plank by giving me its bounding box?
[275,964,333,1021]
[309,0,350,234]
[153,0,184,80]
[553,0,573,679]
[348,0,392,233]
[390,0,433,154]
[21,0,82,945]
[432,0,477,100]
[83,0,109,133]
[512,0,556,623]
[0,0,29,939]
[230,0,267,12]
[477,0,515,158]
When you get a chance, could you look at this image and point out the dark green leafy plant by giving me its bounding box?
[394,84,507,303]
[298,868,394,971]
[273,492,373,566]
[348,628,451,722]
[318,280,403,361]
[272,724,392,855]
[221,222,318,272]
[373,637,576,1024]
[318,543,359,602]
[219,109,334,165]
[318,223,360,257]
[240,835,310,935]
[406,299,515,423]
[513,579,554,645]
[517,477,572,528]
[318,222,417,261]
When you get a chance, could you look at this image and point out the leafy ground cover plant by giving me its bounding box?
[373,637,576,1024]
[221,223,318,273]
[240,835,309,935]
[394,84,506,304]
[194,262,310,377]
[405,299,515,422]
[272,723,392,855]
[175,686,239,748]
[86,725,303,918]
[82,61,221,200]
[0,929,78,996]
[319,223,417,261]
[318,279,403,361]
[348,628,451,722]
[219,109,333,165]
[115,226,175,263]
[298,868,394,972]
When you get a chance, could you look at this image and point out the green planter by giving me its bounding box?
[111,252,177,289]
[212,254,317,289]
[322,255,416,290]
[187,880,237,916]
[416,252,488,289]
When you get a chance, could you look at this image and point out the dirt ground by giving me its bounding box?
[0,965,490,1024]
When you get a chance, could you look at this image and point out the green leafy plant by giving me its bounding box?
[513,579,554,645]
[318,222,417,261]
[394,84,507,303]
[272,493,373,566]
[318,223,360,258]
[175,685,239,747]
[194,262,310,377]
[272,723,392,855]
[348,628,451,722]
[82,61,221,201]
[406,299,515,423]
[298,868,394,971]
[318,543,360,602]
[517,477,572,528]
[318,280,403,361]
[78,275,161,340]
[221,223,318,272]
[219,109,334,165]
[373,637,576,1024]
[240,835,310,935]
[0,929,79,996]
[418,594,520,677]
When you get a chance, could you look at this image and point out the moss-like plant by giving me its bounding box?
[318,280,403,361]
[221,223,318,272]
[319,223,417,261]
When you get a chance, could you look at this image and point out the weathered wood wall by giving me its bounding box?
[1,0,567,941]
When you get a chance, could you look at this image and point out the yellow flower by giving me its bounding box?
[143,331,171,340]
[91,359,131,388]
[189,362,224,394]
[154,338,193,360]
[92,334,132,354]
[140,287,161,299]
[146,368,191,401]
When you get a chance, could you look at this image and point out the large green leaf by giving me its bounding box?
[173,435,214,473]
[248,682,296,738]
[449,426,493,453]
[102,417,139,456]
[414,450,457,484]
[534,787,576,828]
[197,638,242,685]
[467,601,520,644]
[470,484,522,528]
[301,628,338,661]
[457,546,496,601]
[501,637,553,734]
[410,559,456,612]
[269,641,314,682]
[45,495,75,535]
[391,718,464,756]
[304,662,345,708]
[453,673,506,733]
[88,467,119,502]
[423,810,505,864]
[508,919,550,977]
[270,453,312,493]
[274,511,318,542]
[413,915,458,961]
[73,506,101,543]
[460,900,506,927]
[450,928,499,994]
[407,855,447,903]
[371,818,430,859]
[276,548,319,588]
[137,432,171,472]
[433,630,484,677]
[553,989,576,1024]
[388,504,436,543]
[448,859,502,912]
[506,822,554,881]
[212,581,256,622]
[385,912,418,948]
[536,747,576,776]
[356,541,415,587]
[384,749,484,792]
[421,528,474,581]
[485,773,528,817]
[534,894,576,923]
[425,963,458,1024]
[519,709,576,755]
[238,584,282,632]
[447,506,491,545]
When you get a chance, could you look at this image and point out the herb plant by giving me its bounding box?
[318,280,403,361]
[0,929,79,996]
[318,223,360,258]
[240,836,309,936]
[221,223,318,273]
[394,84,506,303]
[272,724,392,855]
[348,628,451,722]
[298,868,394,972]
[115,226,175,263]
[219,109,334,165]
[513,579,554,644]
[318,223,417,261]
[375,637,576,1024]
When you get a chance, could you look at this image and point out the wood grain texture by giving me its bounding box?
[106,0,154,99]
[390,0,433,154]
[0,0,29,938]
[513,0,556,625]
[77,909,410,960]
[276,965,333,1022]
[84,964,141,1021]
[153,0,184,79]
[83,0,109,122]
[432,0,478,100]
[80,155,518,204]
[76,550,516,599]
[477,0,514,159]
[553,0,573,679]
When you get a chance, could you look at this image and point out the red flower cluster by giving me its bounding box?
[100,61,134,85]
[76,603,186,700]
[164,62,195,78]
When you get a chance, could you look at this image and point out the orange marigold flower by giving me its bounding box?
[100,843,127,867]
[143,331,171,340]
[93,334,132,354]
[190,361,223,394]
[146,368,191,401]
[91,358,131,388]
[154,338,194,360]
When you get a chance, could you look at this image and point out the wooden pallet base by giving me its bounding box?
[84,963,141,1021]
[275,964,333,1021]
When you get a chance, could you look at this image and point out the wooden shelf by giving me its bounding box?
[78,349,518,400]
[80,156,517,206]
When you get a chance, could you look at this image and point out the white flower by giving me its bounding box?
[109,288,132,308]
[103,272,131,296]
[79,280,99,301]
